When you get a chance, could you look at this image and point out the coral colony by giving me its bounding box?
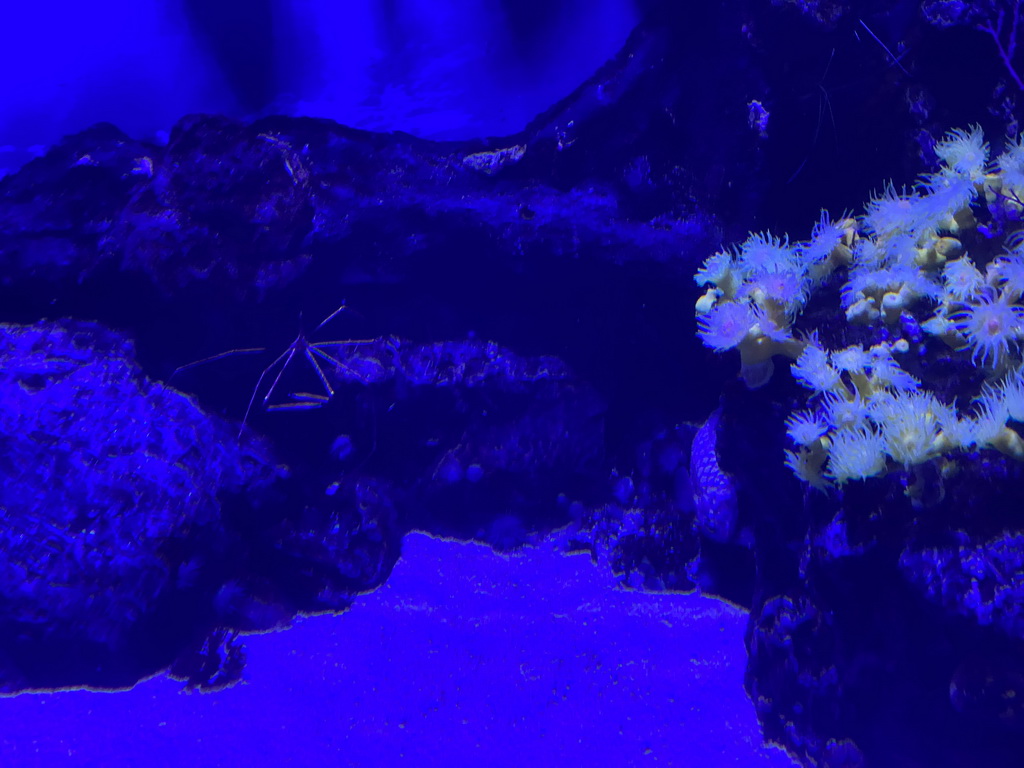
[694,126,1024,492]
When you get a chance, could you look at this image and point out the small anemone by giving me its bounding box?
[826,425,887,484]
[785,409,828,446]
[950,289,1024,368]
[933,124,989,178]
[862,183,924,237]
[987,252,1024,299]
[831,345,871,374]
[942,257,985,302]
[791,344,841,392]
[737,231,796,274]
[696,301,754,351]
[1001,368,1024,421]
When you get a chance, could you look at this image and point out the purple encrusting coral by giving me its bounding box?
[689,408,739,543]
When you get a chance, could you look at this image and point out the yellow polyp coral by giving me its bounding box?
[694,126,1024,490]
